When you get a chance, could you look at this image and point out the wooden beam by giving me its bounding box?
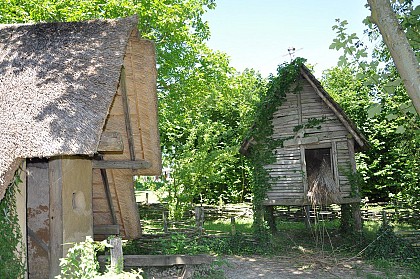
[49,158,63,279]
[98,254,214,268]
[120,67,136,161]
[92,160,151,169]
[262,197,361,206]
[331,141,340,189]
[283,136,319,147]
[27,227,49,254]
[297,87,303,126]
[97,132,124,153]
[100,168,118,225]
[93,225,120,235]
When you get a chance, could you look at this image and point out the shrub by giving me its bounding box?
[56,236,143,279]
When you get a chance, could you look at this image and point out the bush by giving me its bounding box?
[364,224,419,263]
[56,236,143,279]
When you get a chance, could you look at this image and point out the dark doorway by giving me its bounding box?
[305,148,339,205]
[305,148,332,178]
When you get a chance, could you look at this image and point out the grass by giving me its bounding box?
[129,205,420,278]
[204,217,253,234]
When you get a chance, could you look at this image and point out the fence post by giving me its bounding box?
[110,237,123,272]
[195,206,204,235]
[382,210,388,227]
[304,205,311,229]
[163,211,168,234]
[231,216,236,236]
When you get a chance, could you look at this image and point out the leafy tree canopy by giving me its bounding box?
[323,0,419,222]
[0,0,265,214]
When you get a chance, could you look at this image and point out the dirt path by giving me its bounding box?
[220,255,385,279]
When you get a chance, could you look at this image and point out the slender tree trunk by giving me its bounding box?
[367,0,420,116]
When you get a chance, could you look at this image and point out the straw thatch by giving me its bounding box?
[0,15,151,200]
[307,159,341,205]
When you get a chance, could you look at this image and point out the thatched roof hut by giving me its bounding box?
[1,14,160,195]
[0,16,162,277]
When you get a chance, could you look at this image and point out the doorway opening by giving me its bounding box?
[305,148,339,205]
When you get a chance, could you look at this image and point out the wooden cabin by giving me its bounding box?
[240,65,368,229]
[0,16,161,278]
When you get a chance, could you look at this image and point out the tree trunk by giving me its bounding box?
[367,0,420,116]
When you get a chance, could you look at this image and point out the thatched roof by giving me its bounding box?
[0,16,141,199]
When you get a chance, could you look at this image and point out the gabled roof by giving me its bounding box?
[240,64,368,155]
[0,16,142,199]
[299,65,368,150]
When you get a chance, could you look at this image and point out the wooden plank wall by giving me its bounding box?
[299,79,352,197]
[266,77,354,202]
[268,90,304,199]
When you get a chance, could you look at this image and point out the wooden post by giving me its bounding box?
[304,205,311,229]
[200,207,205,231]
[352,202,362,232]
[265,206,277,233]
[163,211,168,234]
[110,237,123,272]
[382,210,388,227]
[49,159,63,279]
[145,192,149,204]
[340,203,351,232]
[231,217,236,236]
[195,207,204,235]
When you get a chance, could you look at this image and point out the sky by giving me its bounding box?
[203,0,372,78]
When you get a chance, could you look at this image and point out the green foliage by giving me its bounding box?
[0,0,266,215]
[204,233,275,255]
[57,236,143,279]
[364,224,419,265]
[160,67,265,215]
[325,4,420,223]
[0,170,25,279]
[160,233,210,255]
[57,236,107,279]
[246,58,306,233]
[204,217,253,234]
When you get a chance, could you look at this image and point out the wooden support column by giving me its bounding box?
[352,202,362,232]
[304,205,311,229]
[49,159,63,279]
[340,203,352,232]
[48,157,93,279]
[264,206,277,234]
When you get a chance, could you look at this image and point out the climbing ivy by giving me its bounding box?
[0,169,25,278]
[246,58,306,233]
